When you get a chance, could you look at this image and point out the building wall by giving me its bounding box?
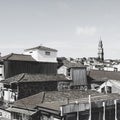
[18,80,71,99]
[104,67,115,71]
[24,49,57,63]
[63,104,119,120]
[57,81,71,91]
[57,66,67,76]
[11,112,30,120]
[113,64,120,71]
[4,60,57,79]
[0,109,11,119]
[18,81,58,99]
[40,114,60,120]
[0,64,4,81]
[71,68,87,86]
[58,66,87,86]
[3,88,17,103]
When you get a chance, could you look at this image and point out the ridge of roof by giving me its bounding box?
[13,90,99,109]
[13,90,120,111]
[1,53,36,62]
[2,73,70,84]
[24,45,57,52]
[1,53,13,60]
[17,73,26,83]
[88,70,120,82]
[62,60,85,68]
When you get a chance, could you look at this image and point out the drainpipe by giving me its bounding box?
[105,82,107,94]
[88,95,91,120]
[103,102,105,120]
[60,106,64,120]
[75,101,79,120]
[114,100,117,120]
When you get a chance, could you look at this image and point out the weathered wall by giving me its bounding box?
[18,81,58,99]
[24,49,57,63]
[57,66,67,76]
[0,108,11,119]
[71,68,87,86]
[4,60,57,79]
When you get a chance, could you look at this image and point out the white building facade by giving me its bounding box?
[24,46,57,63]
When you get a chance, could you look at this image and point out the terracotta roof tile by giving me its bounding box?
[24,45,57,52]
[1,73,70,85]
[13,90,99,109]
[62,60,85,68]
[88,70,120,82]
[1,53,36,62]
[13,90,120,111]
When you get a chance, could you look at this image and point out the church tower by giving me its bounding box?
[98,38,104,61]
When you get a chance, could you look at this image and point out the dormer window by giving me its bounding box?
[45,51,50,55]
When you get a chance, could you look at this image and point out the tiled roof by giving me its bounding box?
[88,70,120,82]
[1,53,36,62]
[1,73,70,84]
[1,73,24,84]
[13,90,99,109]
[24,45,57,52]
[13,90,120,111]
[37,93,120,111]
[62,60,85,68]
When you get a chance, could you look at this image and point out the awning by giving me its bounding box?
[6,107,36,116]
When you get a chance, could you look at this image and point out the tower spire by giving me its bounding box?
[98,37,104,62]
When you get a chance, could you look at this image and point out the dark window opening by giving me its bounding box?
[101,86,112,93]
[67,68,71,76]
[45,51,50,55]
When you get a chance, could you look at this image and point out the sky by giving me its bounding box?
[0,0,120,59]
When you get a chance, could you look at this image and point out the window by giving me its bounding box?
[0,74,2,76]
[67,68,71,76]
[101,86,112,93]
[107,86,112,93]
[45,51,50,55]
[101,87,105,93]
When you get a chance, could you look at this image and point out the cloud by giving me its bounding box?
[76,26,97,36]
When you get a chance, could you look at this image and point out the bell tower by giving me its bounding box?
[98,37,104,61]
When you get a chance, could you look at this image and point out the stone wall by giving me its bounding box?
[18,81,58,99]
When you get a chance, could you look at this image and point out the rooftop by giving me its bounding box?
[62,60,85,68]
[12,90,101,109]
[12,90,120,112]
[2,73,70,85]
[88,70,120,82]
[24,45,57,52]
[1,53,36,62]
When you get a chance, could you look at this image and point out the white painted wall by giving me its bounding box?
[104,67,115,71]
[3,89,17,103]
[0,109,11,119]
[24,49,57,63]
[57,66,67,76]
[113,64,120,71]
[97,80,120,94]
